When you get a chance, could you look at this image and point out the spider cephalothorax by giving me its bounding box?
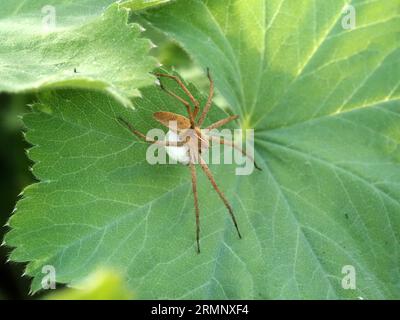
[118,70,260,253]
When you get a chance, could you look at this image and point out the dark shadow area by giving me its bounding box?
[0,93,35,299]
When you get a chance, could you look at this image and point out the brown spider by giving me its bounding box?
[118,70,260,253]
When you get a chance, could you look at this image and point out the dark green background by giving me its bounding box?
[0,93,34,299]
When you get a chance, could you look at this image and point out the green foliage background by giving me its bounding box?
[0,0,399,299]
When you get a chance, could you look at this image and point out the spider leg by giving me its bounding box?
[198,156,242,239]
[157,82,195,126]
[209,135,261,170]
[153,72,199,123]
[117,117,187,147]
[189,160,201,254]
[206,115,239,131]
[197,68,214,126]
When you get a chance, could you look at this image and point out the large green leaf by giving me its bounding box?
[5,76,240,297]
[141,0,400,298]
[5,0,400,299]
[0,0,171,103]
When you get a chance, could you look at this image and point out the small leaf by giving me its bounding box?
[45,269,134,300]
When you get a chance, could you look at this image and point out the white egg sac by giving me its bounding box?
[165,130,190,164]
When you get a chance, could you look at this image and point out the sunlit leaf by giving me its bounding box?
[46,269,133,300]
[0,0,169,103]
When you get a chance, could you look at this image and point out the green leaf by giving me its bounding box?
[0,1,168,104]
[5,0,400,299]
[142,0,400,298]
[5,75,237,297]
[121,0,172,11]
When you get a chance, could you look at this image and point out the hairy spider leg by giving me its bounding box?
[198,155,242,239]
[208,135,261,171]
[153,73,200,125]
[117,117,187,147]
[206,115,239,131]
[189,161,201,253]
[157,82,196,127]
[197,68,214,127]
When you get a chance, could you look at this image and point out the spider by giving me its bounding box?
[118,70,260,253]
